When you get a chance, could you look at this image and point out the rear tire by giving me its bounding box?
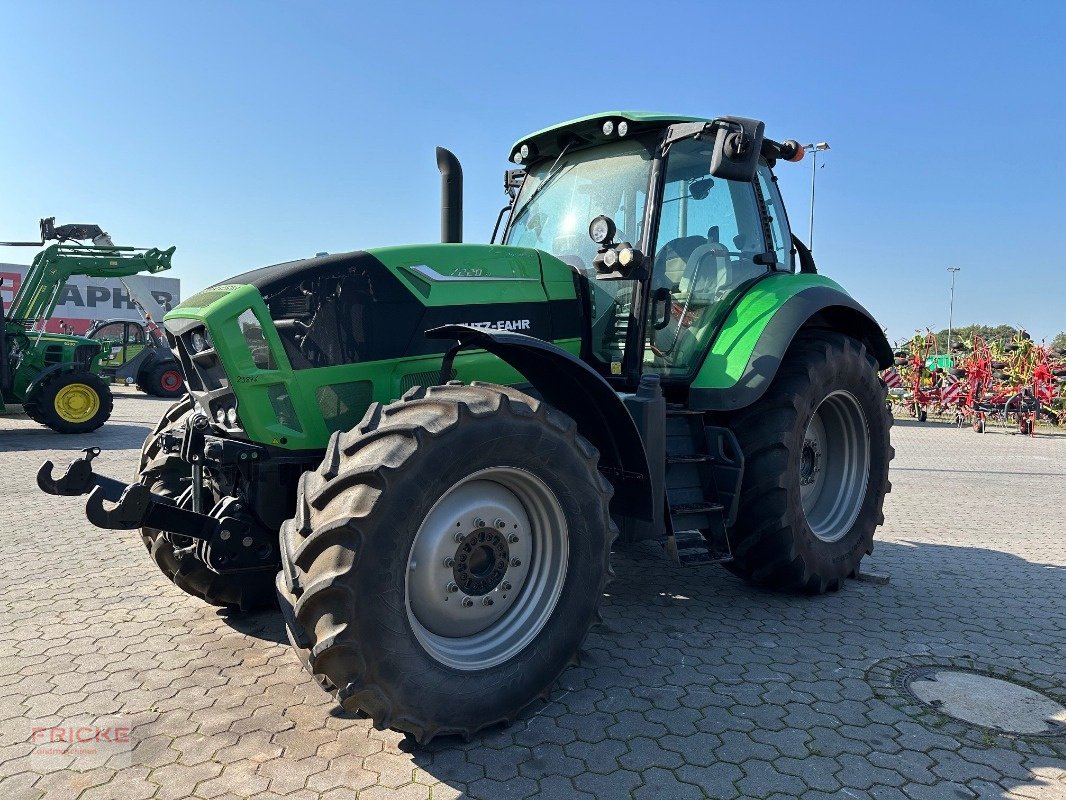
[138,397,276,611]
[277,382,616,742]
[34,371,113,433]
[722,332,892,593]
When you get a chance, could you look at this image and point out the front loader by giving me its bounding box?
[1,218,176,432]
[41,113,893,740]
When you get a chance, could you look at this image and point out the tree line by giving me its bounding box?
[922,325,1066,352]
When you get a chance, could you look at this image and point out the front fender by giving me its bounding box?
[689,275,892,412]
[428,324,655,522]
[24,363,79,404]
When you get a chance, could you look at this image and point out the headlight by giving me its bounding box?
[602,120,614,136]
[190,331,210,353]
[226,407,238,427]
[216,408,226,424]
[617,121,628,137]
[589,215,616,245]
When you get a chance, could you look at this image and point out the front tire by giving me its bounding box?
[277,383,615,742]
[138,397,276,611]
[33,371,113,433]
[723,332,893,593]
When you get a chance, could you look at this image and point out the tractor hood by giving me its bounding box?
[20,330,98,349]
[170,243,578,318]
[163,244,583,450]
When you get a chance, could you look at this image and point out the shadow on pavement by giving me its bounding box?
[215,536,1065,798]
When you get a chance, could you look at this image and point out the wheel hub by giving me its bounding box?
[453,527,510,595]
[54,383,100,423]
[799,390,871,543]
[405,467,568,671]
[799,438,821,486]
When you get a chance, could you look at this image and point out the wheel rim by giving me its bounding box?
[160,370,183,392]
[54,383,100,423]
[799,390,870,543]
[405,466,568,671]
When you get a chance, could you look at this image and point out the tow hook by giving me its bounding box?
[37,449,273,573]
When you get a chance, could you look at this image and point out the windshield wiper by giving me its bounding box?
[509,139,578,225]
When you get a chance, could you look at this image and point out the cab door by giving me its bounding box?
[643,138,771,380]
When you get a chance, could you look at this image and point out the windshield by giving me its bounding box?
[504,138,654,371]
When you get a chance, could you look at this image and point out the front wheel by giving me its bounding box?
[722,332,893,593]
[277,383,615,742]
[33,371,113,433]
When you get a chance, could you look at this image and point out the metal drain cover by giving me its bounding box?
[907,670,1066,735]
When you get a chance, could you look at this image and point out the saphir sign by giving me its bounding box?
[0,262,180,335]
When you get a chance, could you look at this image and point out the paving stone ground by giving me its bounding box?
[1,390,1064,799]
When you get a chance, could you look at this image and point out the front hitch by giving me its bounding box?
[39,448,275,573]
[39,449,224,538]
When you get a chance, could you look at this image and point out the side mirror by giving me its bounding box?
[710,117,765,183]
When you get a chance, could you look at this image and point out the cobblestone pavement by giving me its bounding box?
[1,391,1064,799]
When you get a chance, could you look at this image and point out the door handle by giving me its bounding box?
[651,287,672,330]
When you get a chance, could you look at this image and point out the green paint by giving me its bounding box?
[167,248,580,450]
[690,273,846,390]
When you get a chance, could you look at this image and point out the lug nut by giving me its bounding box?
[473,517,485,528]
[501,581,511,591]
[454,531,465,542]
[494,518,506,529]
[219,530,231,541]
[508,534,519,544]
[446,582,458,593]
[482,596,494,606]
[242,536,254,547]
[510,558,521,568]
[443,557,455,568]
[461,597,473,607]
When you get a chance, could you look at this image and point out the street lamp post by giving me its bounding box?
[947,267,961,355]
[802,141,830,250]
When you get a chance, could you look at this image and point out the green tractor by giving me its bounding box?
[40,113,893,741]
[2,219,176,432]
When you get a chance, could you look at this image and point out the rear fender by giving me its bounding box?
[689,280,892,412]
[427,324,655,522]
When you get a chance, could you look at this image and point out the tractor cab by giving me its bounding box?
[500,112,799,388]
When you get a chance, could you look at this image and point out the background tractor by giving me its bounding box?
[41,113,893,741]
[1,219,176,432]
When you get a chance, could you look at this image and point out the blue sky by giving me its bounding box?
[2,1,1063,345]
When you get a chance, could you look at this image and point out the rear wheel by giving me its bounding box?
[143,362,185,398]
[33,371,113,433]
[723,332,892,593]
[138,397,276,610]
[277,383,615,742]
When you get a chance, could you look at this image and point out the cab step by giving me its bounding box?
[670,501,723,515]
[663,528,733,566]
[667,452,715,465]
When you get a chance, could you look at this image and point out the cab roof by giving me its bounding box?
[510,111,709,165]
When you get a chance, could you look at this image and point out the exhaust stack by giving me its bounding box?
[436,147,463,244]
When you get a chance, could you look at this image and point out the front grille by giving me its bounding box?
[44,344,64,366]
[73,343,100,370]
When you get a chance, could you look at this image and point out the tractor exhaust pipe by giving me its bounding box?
[436,147,463,243]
